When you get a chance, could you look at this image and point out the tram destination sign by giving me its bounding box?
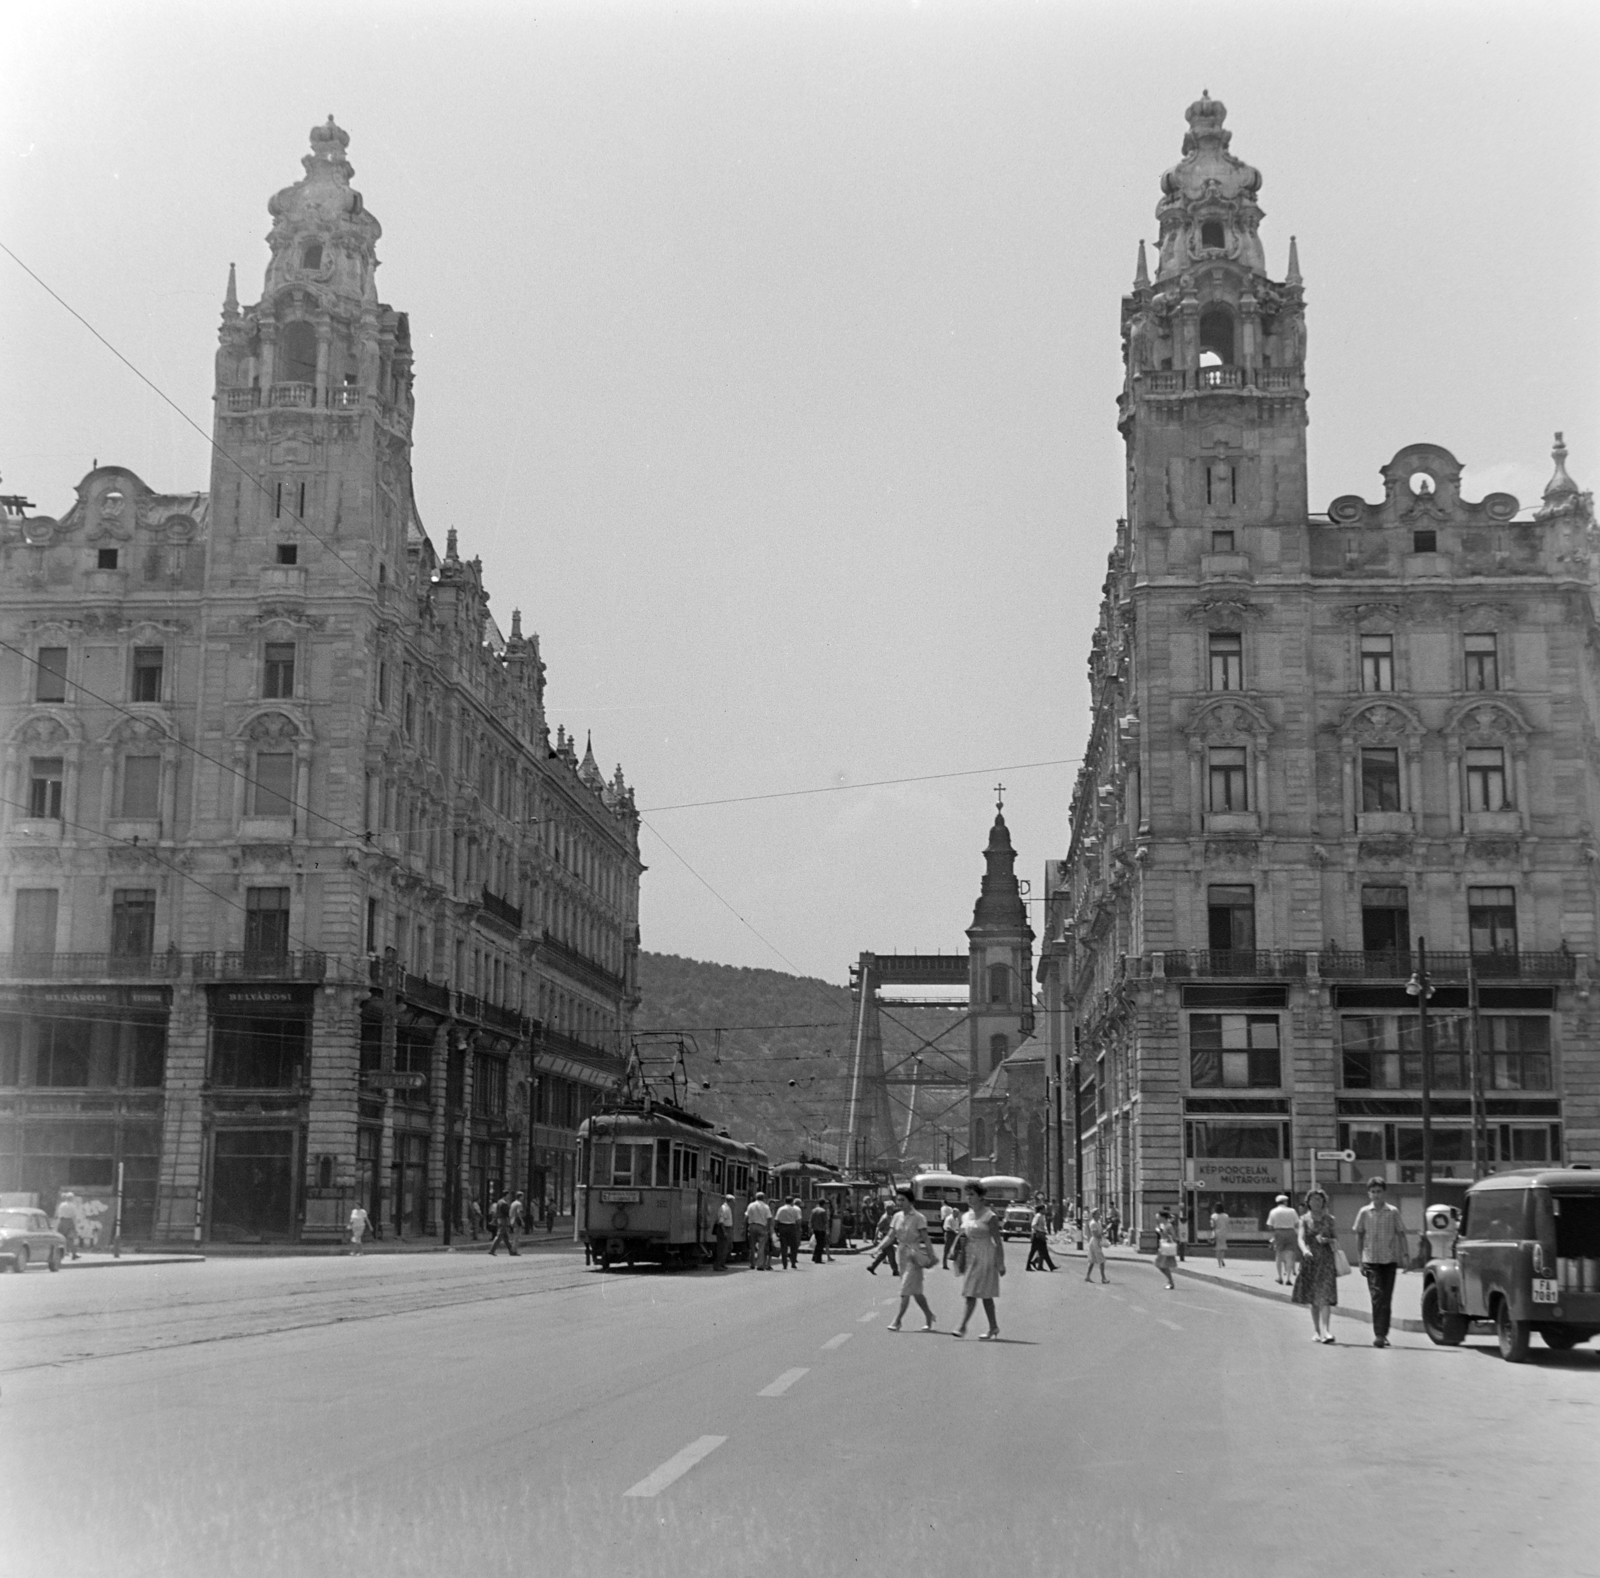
[363,1071,429,1091]
[599,1190,641,1204]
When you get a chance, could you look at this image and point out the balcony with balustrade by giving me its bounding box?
[191,950,328,982]
[1125,947,1578,984]
[0,950,187,982]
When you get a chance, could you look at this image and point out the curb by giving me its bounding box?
[58,1254,207,1270]
[1050,1242,1425,1334]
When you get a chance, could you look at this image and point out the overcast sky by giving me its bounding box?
[4,1,1597,984]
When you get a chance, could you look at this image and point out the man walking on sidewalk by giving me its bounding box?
[1352,1175,1410,1348]
[488,1192,518,1255]
[1267,1193,1301,1285]
[1026,1204,1056,1271]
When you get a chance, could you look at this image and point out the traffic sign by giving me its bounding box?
[1315,1149,1357,1163]
[364,1071,428,1090]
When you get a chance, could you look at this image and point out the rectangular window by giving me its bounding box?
[1209,632,1243,691]
[120,755,161,819]
[97,547,120,570]
[1360,634,1394,692]
[243,887,291,959]
[1207,747,1248,812]
[129,1022,165,1086]
[251,752,294,818]
[1464,633,1498,691]
[1340,1014,1469,1091]
[132,647,164,702]
[263,643,296,699]
[1468,886,1517,956]
[34,1018,91,1087]
[1206,885,1256,952]
[1189,1014,1281,1088]
[27,757,63,819]
[611,1142,654,1187]
[1186,1122,1285,1159]
[378,663,390,711]
[14,888,59,961]
[1210,530,1235,553]
[472,1053,508,1118]
[1411,529,1437,554]
[1483,1016,1551,1091]
[1360,748,1402,812]
[1466,747,1509,811]
[212,1013,307,1088]
[34,647,68,703]
[1360,885,1410,955]
[276,543,298,565]
[111,889,156,959]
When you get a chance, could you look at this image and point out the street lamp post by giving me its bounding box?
[1406,937,1437,1261]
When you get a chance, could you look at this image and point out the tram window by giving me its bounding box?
[612,1143,653,1187]
[657,1139,671,1182]
[708,1156,725,1191]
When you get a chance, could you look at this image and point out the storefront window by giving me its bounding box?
[210,989,310,1090]
[1186,1123,1285,1158]
[1482,1016,1551,1090]
[1340,1014,1469,1090]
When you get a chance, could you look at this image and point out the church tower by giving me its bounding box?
[966,797,1034,1168]
[1119,92,1308,566]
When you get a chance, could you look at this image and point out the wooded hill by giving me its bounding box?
[633,952,968,1168]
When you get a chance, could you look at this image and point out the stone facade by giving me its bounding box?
[1037,95,1599,1247]
[0,120,642,1244]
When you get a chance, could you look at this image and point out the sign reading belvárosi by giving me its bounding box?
[1190,1162,1286,1191]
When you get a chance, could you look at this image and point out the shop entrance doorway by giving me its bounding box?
[210,1130,295,1241]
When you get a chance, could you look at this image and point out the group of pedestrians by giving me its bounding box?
[715,1192,833,1270]
[874,1179,1008,1340]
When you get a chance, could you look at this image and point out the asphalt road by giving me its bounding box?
[2,1246,1597,1578]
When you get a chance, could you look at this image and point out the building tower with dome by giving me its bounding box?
[0,121,642,1244]
[1036,95,1599,1248]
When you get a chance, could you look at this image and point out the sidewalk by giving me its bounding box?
[55,1250,206,1270]
[58,1227,588,1264]
[1047,1234,1426,1335]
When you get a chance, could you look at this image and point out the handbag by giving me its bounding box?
[912,1239,936,1270]
[1334,1246,1352,1277]
[951,1234,968,1274]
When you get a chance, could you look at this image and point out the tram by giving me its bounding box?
[576,1100,770,1271]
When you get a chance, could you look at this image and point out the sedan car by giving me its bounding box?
[0,1208,67,1272]
[1002,1204,1036,1240]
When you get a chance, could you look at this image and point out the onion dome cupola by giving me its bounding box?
[1154,92,1266,282]
[263,116,382,306]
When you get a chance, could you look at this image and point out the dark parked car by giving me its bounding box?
[0,1208,67,1272]
[1422,1167,1600,1362]
[1002,1205,1036,1240]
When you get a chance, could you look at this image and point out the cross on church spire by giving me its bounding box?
[994,782,1006,812]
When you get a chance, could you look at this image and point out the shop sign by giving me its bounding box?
[1190,1161,1287,1190]
[214,985,312,1008]
[599,1190,641,1204]
[0,985,168,1010]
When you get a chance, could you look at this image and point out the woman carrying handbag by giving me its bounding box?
[885,1186,938,1332]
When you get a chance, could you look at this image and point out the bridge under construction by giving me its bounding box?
[841,952,971,1175]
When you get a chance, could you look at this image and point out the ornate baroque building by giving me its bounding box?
[1037,95,1598,1246]
[0,120,643,1244]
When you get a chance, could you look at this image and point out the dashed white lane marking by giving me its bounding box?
[623,1435,727,1497]
[1156,1318,1183,1332]
[1129,1305,1149,1315]
[758,1368,810,1397]
[857,1310,879,1323]
[821,1332,852,1352]
[1172,1301,1218,1314]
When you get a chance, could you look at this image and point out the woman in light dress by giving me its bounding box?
[1291,1187,1340,1344]
[1154,1208,1180,1290]
[885,1186,937,1332]
[952,1180,1005,1340]
[1084,1209,1108,1284]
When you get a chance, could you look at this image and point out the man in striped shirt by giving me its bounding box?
[1352,1176,1411,1348]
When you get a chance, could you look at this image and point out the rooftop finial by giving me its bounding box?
[510,608,522,639]
[1286,235,1302,287]
[994,781,1006,813]
[1134,239,1149,288]
[445,526,459,562]
[1545,431,1579,502]
[223,262,238,319]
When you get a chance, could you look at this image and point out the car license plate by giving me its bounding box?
[1532,1278,1560,1304]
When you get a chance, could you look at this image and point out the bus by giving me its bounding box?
[908,1170,969,1240]
[981,1175,1033,1206]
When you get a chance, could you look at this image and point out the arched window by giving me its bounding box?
[1200,219,1224,250]
[280,321,317,384]
[1199,308,1234,365]
[987,963,1011,1004]
[301,242,323,271]
[990,1034,1009,1071]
